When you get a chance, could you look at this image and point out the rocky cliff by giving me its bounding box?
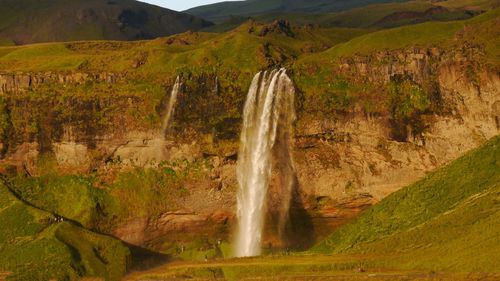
[0,44,498,251]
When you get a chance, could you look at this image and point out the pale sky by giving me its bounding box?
[138,0,244,11]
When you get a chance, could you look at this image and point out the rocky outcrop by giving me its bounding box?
[0,71,121,94]
[294,46,499,208]
[114,210,233,249]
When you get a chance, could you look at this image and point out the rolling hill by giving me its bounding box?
[185,0,411,23]
[0,178,131,280]
[0,0,213,45]
[199,0,497,32]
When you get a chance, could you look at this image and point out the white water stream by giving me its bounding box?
[161,76,181,134]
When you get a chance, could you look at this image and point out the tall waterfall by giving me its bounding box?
[235,68,296,257]
[161,76,181,134]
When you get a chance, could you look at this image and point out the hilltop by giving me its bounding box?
[193,0,498,33]
[0,0,212,45]
[186,0,413,23]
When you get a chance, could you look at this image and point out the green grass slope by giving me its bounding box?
[297,8,499,68]
[0,180,131,281]
[205,0,490,32]
[313,135,500,272]
[0,21,367,74]
[186,0,410,23]
[0,0,212,45]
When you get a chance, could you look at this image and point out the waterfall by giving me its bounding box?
[235,68,296,257]
[214,76,219,95]
[161,76,181,134]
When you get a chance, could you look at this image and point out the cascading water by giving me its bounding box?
[161,76,181,134]
[214,76,219,95]
[235,68,296,257]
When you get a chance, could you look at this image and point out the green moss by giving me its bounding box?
[389,77,430,118]
[0,97,11,149]
[387,75,430,140]
[106,166,186,219]
[10,171,109,229]
[0,38,15,46]
[318,77,355,113]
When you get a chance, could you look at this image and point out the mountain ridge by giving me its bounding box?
[0,0,213,45]
[185,0,411,22]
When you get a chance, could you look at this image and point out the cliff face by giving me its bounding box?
[295,46,499,204]
[0,45,498,250]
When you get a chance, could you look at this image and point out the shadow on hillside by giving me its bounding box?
[282,174,315,251]
[125,242,171,271]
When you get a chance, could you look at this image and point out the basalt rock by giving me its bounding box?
[0,71,122,94]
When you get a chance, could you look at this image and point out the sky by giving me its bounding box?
[138,0,244,11]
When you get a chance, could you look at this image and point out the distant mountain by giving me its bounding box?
[0,0,213,45]
[185,0,410,23]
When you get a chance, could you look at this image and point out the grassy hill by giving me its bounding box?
[0,21,368,74]
[313,135,500,272]
[186,0,411,23]
[0,0,212,45]
[203,0,490,32]
[0,179,131,281]
[2,7,497,74]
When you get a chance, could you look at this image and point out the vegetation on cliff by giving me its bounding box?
[0,8,497,145]
[6,156,210,233]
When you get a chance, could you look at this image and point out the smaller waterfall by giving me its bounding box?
[235,68,296,257]
[161,76,181,134]
[214,76,219,95]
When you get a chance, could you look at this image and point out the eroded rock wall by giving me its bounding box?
[0,46,498,249]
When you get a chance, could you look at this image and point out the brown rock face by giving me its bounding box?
[0,72,121,94]
[113,210,234,250]
[0,46,498,250]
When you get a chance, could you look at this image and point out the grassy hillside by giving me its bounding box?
[186,0,411,23]
[0,0,212,45]
[0,179,131,281]
[6,158,207,234]
[0,6,496,74]
[0,22,367,74]
[324,9,498,58]
[204,0,489,32]
[313,135,500,272]
[294,6,500,98]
